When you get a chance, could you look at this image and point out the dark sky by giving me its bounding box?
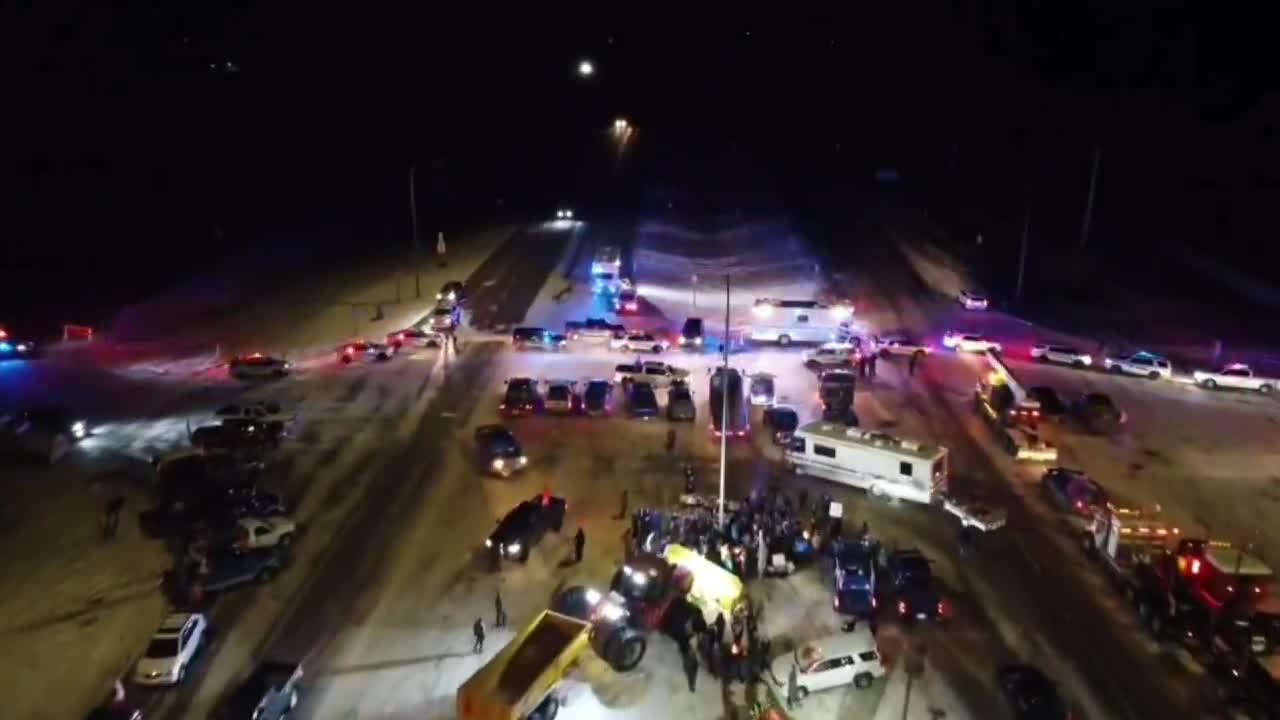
[9,3,1278,326]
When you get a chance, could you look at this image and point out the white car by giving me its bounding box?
[610,331,669,354]
[1104,351,1172,380]
[233,516,298,550]
[958,290,989,310]
[803,342,860,369]
[942,331,1002,353]
[388,327,445,349]
[613,360,689,388]
[133,613,209,686]
[1030,344,1092,367]
[770,627,885,697]
[229,353,291,379]
[215,401,294,425]
[544,380,579,414]
[1193,363,1278,394]
[873,333,931,357]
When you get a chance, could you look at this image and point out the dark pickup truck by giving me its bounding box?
[487,494,568,563]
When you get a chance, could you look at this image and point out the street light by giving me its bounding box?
[577,59,595,77]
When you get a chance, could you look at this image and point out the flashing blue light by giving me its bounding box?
[0,342,12,352]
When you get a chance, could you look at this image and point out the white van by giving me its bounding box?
[771,626,885,697]
[746,299,853,346]
[785,421,948,505]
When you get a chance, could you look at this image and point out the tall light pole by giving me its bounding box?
[1015,205,1031,303]
[409,164,421,298]
[1080,145,1101,249]
[718,274,730,528]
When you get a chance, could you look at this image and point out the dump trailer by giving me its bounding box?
[457,608,646,720]
[457,611,590,720]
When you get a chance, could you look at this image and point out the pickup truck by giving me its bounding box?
[613,360,689,388]
[1193,363,1278,394]
[565,317,625,340]
[487,494,567,562]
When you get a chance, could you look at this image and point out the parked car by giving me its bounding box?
[133,612,209,686]
[628,383,660,419]
[427,305,461,332]
[803,343,859,370]
[338,340,395,364]
[215,401,293,427]
[176,547,284,602]
[500,377,542,417]
[1070,392,1125,433]
[997,665,1069,720]
[769,627,885,698]
[565,317,625,341]
[388,326,444,349]
[544,380,580,415]
[886,549,949,623]
[1193,363,1279,394]
[219,661,303,720]
[874,333,931,357]
[610,331,669,354]
[582,380,615,416]
[763,405,799,444]
[229,516,298,550]
[1041,467,1107,518]
[667,383,696,421]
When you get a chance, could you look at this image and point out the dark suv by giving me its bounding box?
[488,495,568,562]
[475,425,527,477]
[512,327,568,352]
[678,317,705,349]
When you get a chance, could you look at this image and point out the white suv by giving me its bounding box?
[803,342,860,369]
[1030,344,1092,367]
[133,613,209,686]
[1104,351,1172,380]
[942,331,1002,353]
[771,627,885,697]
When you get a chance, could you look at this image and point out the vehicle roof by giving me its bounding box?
[800,626,877,658]
[795,422,946,461]
[1205,546,1274,577]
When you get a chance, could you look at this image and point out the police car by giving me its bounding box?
[1030,344,1092,367]
[0,328,34,360]
[1103,350,1172,380]
[229,353,291,379]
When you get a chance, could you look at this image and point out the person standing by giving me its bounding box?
[103,496,125,539]
[616,489,629,520]
[908,351,920,377]
[682,645,699,692]
[494,590,506,627]
[868,353,878,378]
[573,527,586,564]
[713,612,726,646]
[472,618,485,653]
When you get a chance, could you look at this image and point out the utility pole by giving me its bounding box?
[1015,205,1031,303]
[1080,144,1101,249]
[718,274,730,528]
[409,163,422,298]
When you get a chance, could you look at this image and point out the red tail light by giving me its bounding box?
[397,333,405,341]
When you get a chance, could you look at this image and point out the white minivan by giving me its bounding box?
[771,626,886,697]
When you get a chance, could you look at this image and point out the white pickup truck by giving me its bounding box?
[1193,363,1278,394]
[613,360,689,388]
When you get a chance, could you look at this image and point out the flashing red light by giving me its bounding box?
[625,302,638,312]
[397,333,405,341]
[249,352,263,358]
[897,600,907,615]
[343,346,354,355]
[1074,500,1084,509]
[0,329,6,338]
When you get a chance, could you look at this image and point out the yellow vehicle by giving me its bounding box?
[457,608,646,720]
[662,543,746,620]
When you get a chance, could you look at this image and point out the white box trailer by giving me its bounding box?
[746,299,855,346]
[784,421,948,504]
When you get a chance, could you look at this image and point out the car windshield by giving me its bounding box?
[145,637,180,658]
[896,556,931,579]
[548,386,570,401]
[752,378,774,393]
[683,320,703,335]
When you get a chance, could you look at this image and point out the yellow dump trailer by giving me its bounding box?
[456,610,591,720]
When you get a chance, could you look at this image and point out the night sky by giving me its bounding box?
[10,3,1276,330]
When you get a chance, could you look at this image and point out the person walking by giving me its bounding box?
[786,663,800,709]
[494,590,507,627]
[472,618,485,653]
[682,645,699,692]
[103,495,125,539]
[868,353,878,378]
[573,527,586,564]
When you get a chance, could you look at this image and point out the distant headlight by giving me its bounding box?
[485,538,493,548]
[71,421,87,439]
[1079,355,1093,365]
[518,455,528,466]
[695,337,703,345]
[492,458,505,469]
[506,542,522,554]
[448,291,456,300]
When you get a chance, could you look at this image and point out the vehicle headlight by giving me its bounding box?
[678,336,686,345]
[518,455,528,465]
[1080,355,1093,365]
[448,292,456,300]
[485,538,493,548]
[71,421,87,439]
[436,292,443,299]
[695,337,703,345]
[506,542,521,554]
[492,458,505,469]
